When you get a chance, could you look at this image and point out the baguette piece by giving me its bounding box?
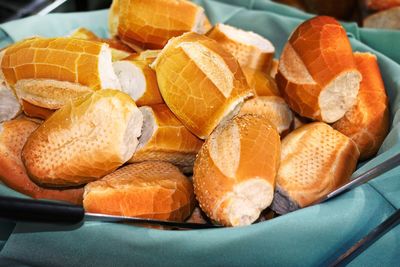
[0,82,21,122]
[0,118,83,205]
[113,56,163,106]
[271,122,359,214]
[363,7,400,30]
[84,161,194,221]
[129,104,203,173]
[113,0,210,50]
[207,23,275,72]
[70,27,135,61]
[276,16,361,123]
[130,50,161,62]
[22,90,143,187]
[21,100,54,120]
[333,52,389,160]
[194,115,281,227]
[239,96,293,135]
[151,32,254,139]
[0,37,121,110]
[366,0,400,10]
[242,67,280,97]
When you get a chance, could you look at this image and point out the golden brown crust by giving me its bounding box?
[22,90,142,187]
[83,161,194,221]
[363,7,400,30]
[276,16,361,122]
[151,32,254,139]
[366,0,400,10]
[116,0,208,49]
[242,67,280,96]
[129,104,203,171]
[22,100,55,120]
[0,118,83,204]
[333,52,389,160]
[194,115,281,226]
[272,122,359,213]
[207,23,274,72]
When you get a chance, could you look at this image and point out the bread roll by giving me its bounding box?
[366,0,400,10]
[293,114,311,130]
[0,37,121,110]
[302,0,357,19]
[242,67,280,97]
[21,100,54,120]
[239,96,293,135]
[270,59,279,78]
[0,118,83,204]
[0,82,20,123]
[70,27,135,61]
[113,56,163,106]
[129,104,203,173]
[271,122,359,214]
[22,90,143,187]
[194,114,281,227]
[130,50,161,62]
[363,7,400,30]
[151,32,254,139]
[109,0,119,37]
[112,0,210,50]
[333,52,389,160]
[84,161,194,221]
[207,23,275,72]
[276,16,361,123]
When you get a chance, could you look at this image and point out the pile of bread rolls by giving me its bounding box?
[0,0,389,228]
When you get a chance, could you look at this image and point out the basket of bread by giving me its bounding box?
[0,0,399,266]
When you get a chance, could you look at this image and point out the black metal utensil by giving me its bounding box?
[330,208,400,266]
[0,196,221,229]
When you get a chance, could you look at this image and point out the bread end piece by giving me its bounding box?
[0,83,21,123]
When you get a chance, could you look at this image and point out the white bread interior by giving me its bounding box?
[0,83,21,123]
[136,106,156,150]
[113,61,146,101]
[192,8,208,34]
[98,45,122,89]
[218,23,275,53]
[319,71,361,123]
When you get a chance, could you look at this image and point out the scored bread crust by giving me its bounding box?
[333,52,389,160]
[242,67,281,97]
[207,23,275,72]
[194,114,281,226]
[272,122,359,214]
[129,104,203,172]
[151,32,254,139]
[1,37,121,109]
[276,16,361,123]
[21,100,55,120]
[239,96,293,134]
[113,56,163,106]
[70,27,135,61]
[0,118,83,204]
[116,0,209,50]
[22,90,143,187]
[83,161,194,221]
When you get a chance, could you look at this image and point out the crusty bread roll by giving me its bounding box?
[112,0,210,50]
[242,67,280,97]
[276,16,362,123]
[70,27,135,61]
[333,52,389,160]
[0,37,121,110]
[21,100,54,120]
[151,32,254,139]
[363,7,400,30]
[0,118,83,204]
[130,50,161,62]
[239,96,293,135]
[0,82,20,123]
[109,0,119,37]
[293,114,311,130]
[194,114,281,227]
[366,0,400,10]
[129,104,203,173]
[22,90,143,187]
[207,23,275,72]
[84,161,194,221]
[271,122,359,214]
[113,56,163,106]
